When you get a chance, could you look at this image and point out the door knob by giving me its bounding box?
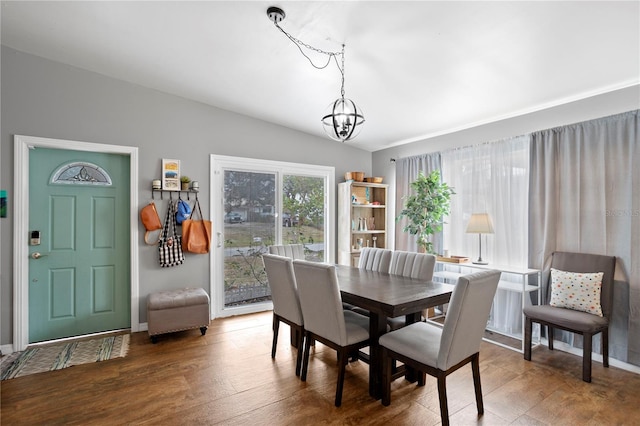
[31,252,48,259]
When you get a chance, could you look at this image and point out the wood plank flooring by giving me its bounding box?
[2,311,640,425]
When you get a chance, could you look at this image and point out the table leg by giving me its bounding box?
[403,312,420,383]
[369,312,388,399]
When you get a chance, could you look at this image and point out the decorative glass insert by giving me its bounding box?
[51,162,112,186]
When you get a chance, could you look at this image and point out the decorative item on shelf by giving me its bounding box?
[152,179,161,190]
[180,176,191,191]
[267,6,364,142]
[367,217,375,230]
[372,236,377,248]
[190,180,199,191]
[345,171,364,182]
[364,177,384,183]
[466,213,494,265]
[397,170,455,254]
[356,238,364,250]
[162,158,180,191]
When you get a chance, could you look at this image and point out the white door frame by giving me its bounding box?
[13,135,139,352]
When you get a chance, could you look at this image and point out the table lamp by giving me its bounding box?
[466,213,494,265]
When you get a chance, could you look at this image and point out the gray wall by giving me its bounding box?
[0,46,371,346]
[372,85,640,246]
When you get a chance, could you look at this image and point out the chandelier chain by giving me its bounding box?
[274,22,343,71]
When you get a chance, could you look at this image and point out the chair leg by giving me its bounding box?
[301,331,312,382]
[548,326,554,350]
[437,373,450,426]
[381,347,392,406]
[295,326,304,377]
[271,315,279,359]
[335,349,348,407]
[583,333,593,383]
[602,329,609,368]
[524,316,532,361]
[471,353,484,415]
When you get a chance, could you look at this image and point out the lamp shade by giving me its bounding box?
[466,213,494,234]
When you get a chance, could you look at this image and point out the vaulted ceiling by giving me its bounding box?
[2,1,638,152]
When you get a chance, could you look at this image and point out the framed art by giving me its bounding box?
[162,159,180,191]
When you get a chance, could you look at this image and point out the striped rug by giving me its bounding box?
[0,334,129,380]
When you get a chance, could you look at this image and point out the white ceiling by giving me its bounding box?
[1,1,638,152]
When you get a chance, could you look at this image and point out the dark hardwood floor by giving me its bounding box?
[2,311,640,425]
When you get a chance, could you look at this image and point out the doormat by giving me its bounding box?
[0,334,129,380]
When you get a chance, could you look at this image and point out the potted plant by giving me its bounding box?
[180,176,191,190]
[397,170,454,254]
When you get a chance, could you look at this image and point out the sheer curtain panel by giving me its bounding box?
[442,136,530,335]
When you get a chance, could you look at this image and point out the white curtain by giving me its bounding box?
[442,136,530,335]
[395,153,441,252]
[529,110,639,365]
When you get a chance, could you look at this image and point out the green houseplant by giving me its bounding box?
[180,175,191,190]
[397,170,454,254]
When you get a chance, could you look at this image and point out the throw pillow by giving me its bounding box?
[549,268,604,316]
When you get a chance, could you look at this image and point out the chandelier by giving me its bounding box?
[267,6,365,142]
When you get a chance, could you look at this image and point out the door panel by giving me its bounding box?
[29,148,130,343]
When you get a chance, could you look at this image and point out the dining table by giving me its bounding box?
[335,264,454,399]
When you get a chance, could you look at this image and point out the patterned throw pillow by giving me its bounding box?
[549,268,604,316]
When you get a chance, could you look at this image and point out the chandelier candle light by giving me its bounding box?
[267,6,365,142]
[466,213,494,265]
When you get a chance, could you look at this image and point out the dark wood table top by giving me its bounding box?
[335,264,454,318]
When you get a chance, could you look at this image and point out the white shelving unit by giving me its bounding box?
[338,182,388,267]
[433,260,541,353]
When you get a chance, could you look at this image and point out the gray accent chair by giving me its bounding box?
[293,259,370,407]
[358,247,393,272]
[379,270,501,426]
[262,254,305,376]
[268,244,305,259]
[523,251,616,383]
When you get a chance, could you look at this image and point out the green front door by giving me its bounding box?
[28,147,130,343]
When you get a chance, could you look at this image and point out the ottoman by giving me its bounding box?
[147,287,210,343]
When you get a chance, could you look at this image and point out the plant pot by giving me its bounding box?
[181,182,190,190]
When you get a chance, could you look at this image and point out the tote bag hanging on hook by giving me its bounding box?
[158,199,184,267]
[182,197,212,254]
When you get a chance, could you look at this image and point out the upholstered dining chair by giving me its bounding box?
[262,254,305,376]
[379,270,501,426]
[268,244,305,260]
[386,251,437,329]
[293,259,371,407]
[388,250,437,280]
[523,251,616,383]
[358,247,393,272]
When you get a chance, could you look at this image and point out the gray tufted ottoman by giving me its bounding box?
[147,287,210,343]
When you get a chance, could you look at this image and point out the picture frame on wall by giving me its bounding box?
[162,159,180,191]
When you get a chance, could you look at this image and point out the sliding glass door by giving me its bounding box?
[211,155,334,317]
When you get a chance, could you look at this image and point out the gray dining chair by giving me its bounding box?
[262,254,305,376]
[347,247,393,312]
[523,251,616,382]
[379,270,501,426]
[268,244,305,260]
[386,251,437,330]
[293,259,371,407]
[358,247,393,272]
[388,250,437,280]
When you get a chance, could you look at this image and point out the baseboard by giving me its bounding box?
[542,338,640,375]
[1,343,15,355]
[140,322,148,332]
